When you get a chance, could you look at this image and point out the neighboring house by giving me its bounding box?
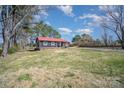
[36,37,69,48]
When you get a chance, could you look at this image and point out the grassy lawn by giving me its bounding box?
[0,47,124,88]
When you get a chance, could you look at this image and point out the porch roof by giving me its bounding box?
[36,37,69,43]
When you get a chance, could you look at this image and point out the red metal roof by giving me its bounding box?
[36,37,69,43]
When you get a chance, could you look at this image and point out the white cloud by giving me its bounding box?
[57,5,74,17]
[99,5,108,11]
[78,14,108,27]
[33,6,49,22]
[87,22,94,26]
[76,29,93,34]
[35,6,49,20]
[58,27,72,33]
[38,6,49,16]
[79,14,102,22]
[33,15,41,23]
[39,10,48,17]
[33,11,48,23]
[99,5,115,11]
[113,12,119,17]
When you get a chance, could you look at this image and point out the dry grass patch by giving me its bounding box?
[0,67,122,88]
[0,47,124,87]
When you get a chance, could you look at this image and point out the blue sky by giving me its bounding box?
[41,5,116,42]
[0,5,117,43]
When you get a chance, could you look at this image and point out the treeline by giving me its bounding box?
[71,34,121,47]
[0,5,61,57]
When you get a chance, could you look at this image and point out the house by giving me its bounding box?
[36,37,69,49]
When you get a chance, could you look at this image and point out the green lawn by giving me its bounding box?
[0,47,124,88]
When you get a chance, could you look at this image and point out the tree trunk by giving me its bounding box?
[1,5,12,57]
[13,34,17,47]
[121,30,124,49]
[2,39,9,57]
[1,29,10,57]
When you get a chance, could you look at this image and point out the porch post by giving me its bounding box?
[60,42,61,47]
[55,42,57,47]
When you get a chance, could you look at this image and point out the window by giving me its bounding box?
[43,41,48,46]
[51,42,55,46]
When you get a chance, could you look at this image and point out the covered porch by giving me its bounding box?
[36,37,69,49]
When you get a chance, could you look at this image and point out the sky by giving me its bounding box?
[0,5,117,43]
[40,5,116,42]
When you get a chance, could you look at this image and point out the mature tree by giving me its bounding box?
[33,22,61,38]
[33,22,46,37]
[101,28,109,47]
[0,6,12,57]
[95,38,102,46]
[108,35,114,46]
[101,5,124,49]
[52,30,61,38]
[78,34,95,47]
[0,5,47,57]
[81,34,93,41]
[72,35,81,42]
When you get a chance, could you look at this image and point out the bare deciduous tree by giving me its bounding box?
[101,28,109,47]
[101,5,124,49]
